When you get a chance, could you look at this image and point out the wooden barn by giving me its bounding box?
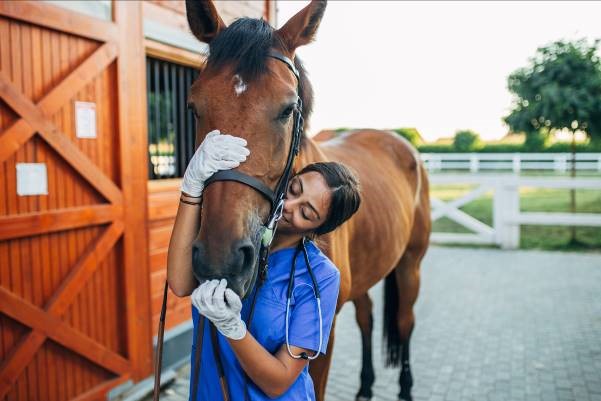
[0,1,276,400]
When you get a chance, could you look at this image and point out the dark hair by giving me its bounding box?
[205,17,314,136]
[297,162,361,236]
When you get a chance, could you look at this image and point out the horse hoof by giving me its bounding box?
[355,396,371,401]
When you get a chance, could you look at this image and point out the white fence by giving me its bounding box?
[429,174,601,249]
[422,153,601,173]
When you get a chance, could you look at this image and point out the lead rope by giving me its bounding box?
[190,315,206,401]
[242,274,265,401]
[153,282,168,401]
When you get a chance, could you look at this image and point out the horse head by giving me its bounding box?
[185,0,326,298]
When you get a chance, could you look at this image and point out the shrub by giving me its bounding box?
[453,130,482,151]
[391,128,423,146]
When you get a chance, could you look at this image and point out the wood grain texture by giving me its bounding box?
[0,222,123,399]
[0,1,118,43]
[0,286,131,375]
[0,204,122,240]
[147,178,189,332]
[0,71,123,204]
[145,39,205,69]
[0,41,117,164]
[114,1,153,380]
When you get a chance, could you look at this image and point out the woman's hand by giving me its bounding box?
[181,130,250,197]
[191,279,247,340]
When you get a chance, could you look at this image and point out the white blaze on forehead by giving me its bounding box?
[233,74,247,96]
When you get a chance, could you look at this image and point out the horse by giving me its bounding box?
[184,1,431,400]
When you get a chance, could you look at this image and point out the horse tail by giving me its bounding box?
[383,269,401,367]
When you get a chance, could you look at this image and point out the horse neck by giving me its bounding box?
[296,136,327,169]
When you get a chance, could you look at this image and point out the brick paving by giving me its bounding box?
[146,246,601,401]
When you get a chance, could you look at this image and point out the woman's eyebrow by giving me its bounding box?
[298,177,321,220]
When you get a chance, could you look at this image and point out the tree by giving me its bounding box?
[453,129,482,152]
[505,38,601,143]
[504,38,601,244]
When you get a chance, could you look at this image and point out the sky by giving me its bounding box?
[275,1,601,142]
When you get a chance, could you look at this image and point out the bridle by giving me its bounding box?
[203,49,304,286]
[153,50,304,401]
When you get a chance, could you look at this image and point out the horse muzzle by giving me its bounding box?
[191,237,258,298]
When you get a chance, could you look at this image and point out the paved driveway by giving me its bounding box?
[147,246,601,401]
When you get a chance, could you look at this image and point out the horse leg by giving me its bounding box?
[354,293,375,401]
[383,242,427,401]
[309,317,336,401]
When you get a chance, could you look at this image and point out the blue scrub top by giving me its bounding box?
[189,240,340,401]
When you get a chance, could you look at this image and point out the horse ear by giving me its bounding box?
[276,0,327,52]
[185,0,226,44]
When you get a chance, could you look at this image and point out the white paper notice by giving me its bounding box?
[75,101,97,138]
[16,163,48,196]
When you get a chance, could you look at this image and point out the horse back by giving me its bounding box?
[315,129,429,300]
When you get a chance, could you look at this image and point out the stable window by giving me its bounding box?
[146,56,199,179]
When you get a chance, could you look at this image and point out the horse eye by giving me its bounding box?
[187,103,200,118]
[279,105,295,120]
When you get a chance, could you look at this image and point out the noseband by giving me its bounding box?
[203,49,304,285]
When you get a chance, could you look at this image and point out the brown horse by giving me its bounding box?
[185,1,431,400]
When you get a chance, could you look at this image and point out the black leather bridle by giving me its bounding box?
[153,50,304,401]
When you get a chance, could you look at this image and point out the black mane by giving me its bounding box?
[205,18,313,138]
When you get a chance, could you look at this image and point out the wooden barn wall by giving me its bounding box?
[147,180,184,333]
[0,1,151,400]
[148,0,272,24]
[144,0,273,334]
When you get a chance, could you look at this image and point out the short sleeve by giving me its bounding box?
[287,268,340,355]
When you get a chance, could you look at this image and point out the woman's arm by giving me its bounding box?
[166,130,249,297]
[227,335,310,398]
[167,194,202,297]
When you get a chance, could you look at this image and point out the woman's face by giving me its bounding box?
[278,171,332,235]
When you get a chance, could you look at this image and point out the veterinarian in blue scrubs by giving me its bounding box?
[191,240,340,401]
[167,130,361,400]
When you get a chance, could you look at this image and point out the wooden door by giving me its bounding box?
[0,2,152,400]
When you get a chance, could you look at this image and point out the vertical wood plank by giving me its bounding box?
[47,25,63,401]
[42,25,59,401]
[28,23,50,401]
[23,23,44,401]
[74,35,91,393]
[114,0,153,379]
[0,22,17,390]
[57,25,78,399]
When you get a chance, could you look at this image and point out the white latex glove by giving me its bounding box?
[191,279,247,341]
[181,130,250,197]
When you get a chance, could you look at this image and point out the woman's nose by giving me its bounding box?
[283,198,298,213]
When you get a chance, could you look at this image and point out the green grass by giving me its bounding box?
[431,184,601,251]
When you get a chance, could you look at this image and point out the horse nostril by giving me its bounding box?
[237,242,255,273]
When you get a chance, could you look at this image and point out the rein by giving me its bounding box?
[153,50,303,401]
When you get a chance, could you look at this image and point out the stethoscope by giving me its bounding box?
[284,237,323,360]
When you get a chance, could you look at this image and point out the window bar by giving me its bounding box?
[170,63,180,177]
[186,68,195,157]
[163,61,172,177]
[153,59,161,179]
[177,64,187,176]
[146,58,154,178]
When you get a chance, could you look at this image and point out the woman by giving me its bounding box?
[167,130,361,400]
